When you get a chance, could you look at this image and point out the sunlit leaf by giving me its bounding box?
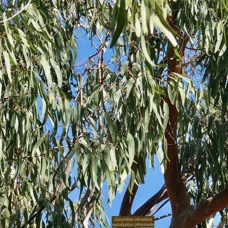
[127,133,135,168]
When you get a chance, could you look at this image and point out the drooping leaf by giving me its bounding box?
[110,0,126,48]
[126,133,135,168]
[3,51,11,82]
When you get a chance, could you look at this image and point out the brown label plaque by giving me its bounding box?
[112,216,154,228]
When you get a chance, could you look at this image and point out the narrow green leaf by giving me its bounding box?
[113,89,122,107]
[110,0,126,48]
[151,14,178,47]
[6,31,15,48]
[27,183,36,202]
[141,0,148,35]
[126,78,135,98]
[4,208,10,227]
[134,14,141,37]
[31,134,48,156]
[168,82,176,105]
[106,114,117,143]
[215,21,223,53]
[144,106,150,133]
[40,157,46,178]
[141,35,156,67]
[179,81,186,106]
[118,169,128,192]
[0,137,3,161]
[64,98,71,126]
[3,51,11,82]
[17,28,29,47]
[50,57,62,87]
[110,147,117,169]
[162,101,169,132]
[157,147,164,173]
[149,14,154,34]
[9,51,17,66]
[151,101,162,127]
[129,170,137,193]
[127,133,135,168]
[91,157,99,189]
[82,155,90,177]
[40,56,52,87]
[155,1,176,35]
[11,155,22,182]
[106,147,117,171]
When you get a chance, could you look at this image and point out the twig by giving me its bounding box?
[83,206,94,228]
[154,213,172,221]
[55,158,73,200]
[74,188,92,225]
[0,0,32,23]
[133,184,168,216]
[22,151,76,227]
[22,195,56,227]
[151,199,169,216]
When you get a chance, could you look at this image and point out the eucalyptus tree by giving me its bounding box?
[0,0,227,227]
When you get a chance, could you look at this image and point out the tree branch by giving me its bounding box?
[154,213,172,221]
[164,44,190,216]
[152,199,170,216]
[0,0,32,23]
[56,158,72,199]
[23,156,75,227]
[133,184,168,216]
[188,187,228,227]
[119,181,139,215]
[22,195,56,227]
[83,206,94,228]
[119,155,141,216]
[75,188,92,224]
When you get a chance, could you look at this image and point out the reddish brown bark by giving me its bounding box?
[119,156,140,215]
[187,187,228,227]
[163,41,228,227]
[119,181,139,215]
[133,184,168,216]
[170,187,228,228]
[164,45,190,218]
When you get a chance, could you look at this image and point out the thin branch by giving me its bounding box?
[0,0,32,23]
[74,188,92,225]
[52,150,71,194]
[55,158,72,199]
[83,206,94,228]
[23,153,75,227]
[22,195,56,227]
[154,213,172,221]
[132,173,191,216]
[151,199,169,216]
[133,184,168,216]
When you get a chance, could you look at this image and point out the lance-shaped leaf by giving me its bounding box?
[3,51,11,82]
[110,0,126,48]
[127,133,135,168]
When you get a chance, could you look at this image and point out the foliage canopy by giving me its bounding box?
[0,0,227,227]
